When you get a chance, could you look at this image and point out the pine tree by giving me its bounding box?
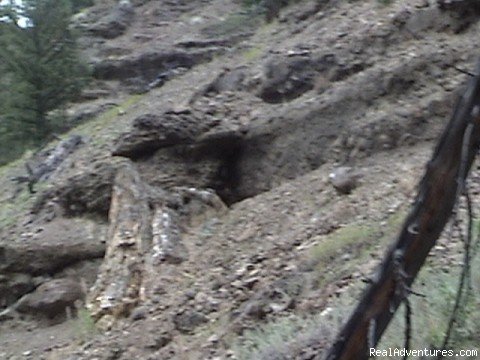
[0,0,89,160]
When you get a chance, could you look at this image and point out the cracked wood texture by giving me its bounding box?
[87,163,151,322]
[325,60,480,360]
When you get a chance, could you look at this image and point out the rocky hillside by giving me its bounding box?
[1,0,480,359]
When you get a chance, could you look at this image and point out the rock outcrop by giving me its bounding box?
[89,0,135,39]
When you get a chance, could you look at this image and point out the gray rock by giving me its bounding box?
[0,218,106,275]
[89,1,135,39]
[173,310,209,333]
[257,56,316,103]
[12,135,84,194]
[16,278,85,319]
[329,167,361,194]
[144,331,172,350]
[130,306,148,321]
[203,67,247,94]
[32,158,128,218]
[112,113,211,158]
[92,50,212,87]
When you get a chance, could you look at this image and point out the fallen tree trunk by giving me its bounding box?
[324,60,480,359]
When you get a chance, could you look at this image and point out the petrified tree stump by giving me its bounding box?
[87,162,225,328]
[87,163,151,324]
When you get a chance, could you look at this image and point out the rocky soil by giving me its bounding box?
[1,0,480,359]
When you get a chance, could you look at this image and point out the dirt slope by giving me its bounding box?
[1,0,480,359]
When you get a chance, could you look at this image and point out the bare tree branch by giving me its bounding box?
[324,60,480,360]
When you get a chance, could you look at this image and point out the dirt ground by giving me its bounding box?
[1,0,480,359]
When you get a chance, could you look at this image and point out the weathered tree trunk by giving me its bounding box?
[87,163,151,324]
[87,162,225,328]
[325,60,480,359]
[11,134,84,194]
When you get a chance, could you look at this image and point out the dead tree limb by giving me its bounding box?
[324,60,480,360]
[11,135,84,194]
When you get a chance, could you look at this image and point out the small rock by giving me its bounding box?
[184,289,197,300]
[145,331,172,350]
[173,310,209,333]
[130,306,147,321]
[329,167,362,194]
[207,334,219,343]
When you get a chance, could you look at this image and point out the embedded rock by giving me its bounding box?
[112,112,213,158]
[0,218,107,276]
[15,278,85,319]
[32,158,129,218]
[257,55,316,103]
[89,0,135,39]
[173,310,209,333]
[329,167,362,194]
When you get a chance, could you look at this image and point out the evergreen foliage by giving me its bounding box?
[0,0,90,164]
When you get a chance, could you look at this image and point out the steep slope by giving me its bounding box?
[1,1,480,359]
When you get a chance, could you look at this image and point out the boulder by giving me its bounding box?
[15,278,85,319]
[437,0,480,11]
